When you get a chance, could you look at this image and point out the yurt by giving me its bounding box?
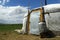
[16,4,60,36]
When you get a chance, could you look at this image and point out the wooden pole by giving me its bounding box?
[45,0,47,5]
[25,0,31,34]
[40,7,45,22]
[26,10,31,34]
[39,7,46,38]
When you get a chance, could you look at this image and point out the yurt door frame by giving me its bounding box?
[26,7,46,34]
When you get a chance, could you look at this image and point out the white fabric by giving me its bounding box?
[21,13,28,34]
[44,4,60,13]
[21,4,60,35]
[45,12,60,31]
[29,12,40,35]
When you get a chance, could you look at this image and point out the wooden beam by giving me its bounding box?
[30,8,49,14]
[26,10,31,34]
[30,8,41,13]
[40,7,45,22]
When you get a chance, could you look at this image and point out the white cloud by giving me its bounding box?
[0,1,2,3]
[0,0,10,5]
[0,5,28,24]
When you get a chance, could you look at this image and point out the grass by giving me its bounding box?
[0,24,60,40]
[0,24,22,31]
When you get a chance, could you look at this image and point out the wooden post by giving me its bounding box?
[40,7,45,22]
[26,10,31,34]
[39,7,48,38]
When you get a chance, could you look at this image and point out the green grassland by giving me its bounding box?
[0,24,22,31]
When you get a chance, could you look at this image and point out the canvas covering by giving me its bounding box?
[22,4,60,35]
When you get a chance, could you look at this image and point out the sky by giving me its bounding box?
[2,0,60,9]
[0,0,60,24]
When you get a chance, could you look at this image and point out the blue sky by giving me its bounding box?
[0,0,60,24]
[3,0,60,9]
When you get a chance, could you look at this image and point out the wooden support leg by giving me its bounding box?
[39,7,46,38]
[26,11,31,34]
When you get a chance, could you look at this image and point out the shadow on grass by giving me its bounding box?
[40,30,56,38]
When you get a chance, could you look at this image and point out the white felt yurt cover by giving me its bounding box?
[22,4,60,35]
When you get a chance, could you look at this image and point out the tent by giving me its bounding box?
[16,4,60,36]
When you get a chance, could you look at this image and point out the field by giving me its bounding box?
[0,24,60,40]
[0,24,22,31]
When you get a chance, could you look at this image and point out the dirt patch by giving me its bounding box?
[0,31,60,40]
